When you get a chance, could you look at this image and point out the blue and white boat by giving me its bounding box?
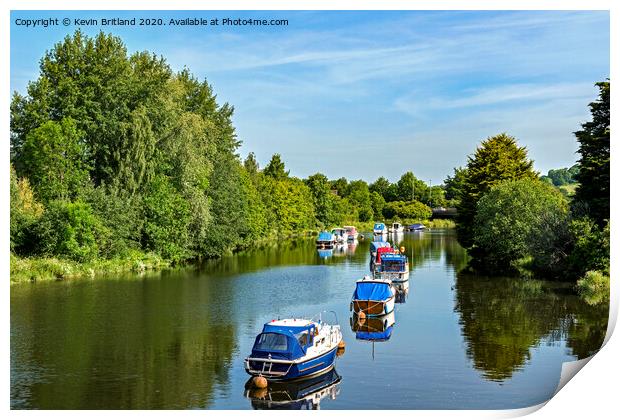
[375,252,410,284]
[245,317,343,381]
[316,231,335,249]
[331,227,347,243]
[407,223,426,231]
[373,222,387,235]
[245,368,341,409]
[350,276,396,317]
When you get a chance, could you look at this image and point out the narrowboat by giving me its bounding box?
[373,222,387,235]
[316,231,335,249]
[331,227,347,243]
[343,225,358,241]
[375,252,410,283]
[389,222,404,233]
[245,318,343,381]
[350,276,396,317]
[245,368,341,410]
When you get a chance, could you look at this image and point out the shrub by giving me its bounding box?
[577,270,610,305]
[383,200,432,220]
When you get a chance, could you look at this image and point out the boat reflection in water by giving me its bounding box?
[394,280,409,304]
[244,368,342,410]
[316,248,333,259]
[350,311,395,360]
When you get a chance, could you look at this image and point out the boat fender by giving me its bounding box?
[337,340,346,357]
[252,375,268,389]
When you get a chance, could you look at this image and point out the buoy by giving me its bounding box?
[248,387,268,399]
[252,375,268,389]
[358,311,367,320]
[400,246,405,253]
[338,340,345,349]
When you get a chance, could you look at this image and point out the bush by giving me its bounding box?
[383,200,432,220]
[34,200,109,262]
[10,166,44,254]
[472,178,568,271]
[577,270,610,305]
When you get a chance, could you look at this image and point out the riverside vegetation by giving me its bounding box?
[10,31,609,306]
[10,31,444,283]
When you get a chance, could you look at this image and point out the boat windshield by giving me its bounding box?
[255,333,288,351]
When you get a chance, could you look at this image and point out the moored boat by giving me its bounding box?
[373,222,387,235]
[331,227,347,243]
[407,223,426,231]
[316,231,335,249]
[389,222,404,233]
[343,225,358,241]
[374,252,410,283]
[245,317,343,381]
[369,241,394,273]
[350,276,396,317]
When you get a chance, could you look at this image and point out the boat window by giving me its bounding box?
[297,331,309,348]
[255,333,288,351]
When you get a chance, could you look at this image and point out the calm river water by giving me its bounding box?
[10,229,608,409]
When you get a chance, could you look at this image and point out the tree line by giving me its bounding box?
[444,81,610,303]
[10,31,444,269]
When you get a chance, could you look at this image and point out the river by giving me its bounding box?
[10,229,608,409]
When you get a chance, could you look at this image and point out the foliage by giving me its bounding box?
[305,173,342,227]
[540,164,580,187]
[383,200,432,220]
[573,81,610,225]
[370,191,386,221]
[443,167,468,205]
[263,153,289,180]
[344,180,374,222]
[142,176,191,261]
[20,118,90,202]
[577,271,610,306]
[34,200,109,262]
[456,133,538,248]
[10,166,44,253]
[471,179,568,271]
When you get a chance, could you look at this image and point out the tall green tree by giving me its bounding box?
[573,81,610,225]
[264,154,289,180]
[443,167,468,205]
[456,133,538,248]
[345,180,374,222]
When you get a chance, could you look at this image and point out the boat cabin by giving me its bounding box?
[250,319,318,361]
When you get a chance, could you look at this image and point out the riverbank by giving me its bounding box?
[10,229,321,284]
[351,219,456,232]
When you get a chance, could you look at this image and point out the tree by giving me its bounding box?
[305,173,338,227]
[369,177,392,201]
[472,179,568,271]
[345,180,374,222]
[456,133,538,248]
[330,177,348,196]
[444,167,467,205]
[382,200,432,220]
[244,152,259,176]
[264,154,289,180]
[20,118,90,202]
[370,191,386,221]
[10,166,44,253]
[396,171,428,203]
[573,81,610,225]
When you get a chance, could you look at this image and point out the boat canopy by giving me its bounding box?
[317,231,334,241]
[370,241,391,252]
[375,247,394,263]
[409,223,425,230]
[380,253,407,271]
[353,281,393,301]
[373,223,385,230]
[250,322,315,360]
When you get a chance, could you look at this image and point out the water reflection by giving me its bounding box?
[454,273,609,382]
[244,368,341,410]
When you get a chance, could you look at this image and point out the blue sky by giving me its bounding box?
[10,10,609,183]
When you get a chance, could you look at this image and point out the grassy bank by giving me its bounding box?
[348,219,456,232]
[10,251,170,284]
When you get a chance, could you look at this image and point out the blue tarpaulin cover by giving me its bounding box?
[373,223,385,230]
[356,326,393,342]
[317,231,334,241]
[353,282,393,301]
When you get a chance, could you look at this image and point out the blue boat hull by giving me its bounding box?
[246,346,338,381]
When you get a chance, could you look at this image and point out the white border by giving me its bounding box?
[3,1,617,419]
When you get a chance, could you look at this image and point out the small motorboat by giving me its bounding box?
[343,225,358,242]
[407,223,426,232]
[316,231,335,249]
[373,222,387,235]
[369,241,394,273]
[245,317,343,381]
[245,367,341,410]
[374,252,410,283]
[331,227,347,243]
[389,222,404,233]
[350,276,396,317]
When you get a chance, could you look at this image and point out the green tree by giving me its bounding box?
[244,152,259,177]
[456,133,538,248]
[472,178,568,271]
[383,200,432,220]
[573,81,610,225]
[142,176,191,261]
[10,166,44,253]
[330,177,348,196]
[20,118,90,202]
[264,154,289,180]
[396,171,428,203]
[443,167,468,205]
[370,191,386,221]
[305,173,338,227]
[369,177,394,201]
[345,180,374,222]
